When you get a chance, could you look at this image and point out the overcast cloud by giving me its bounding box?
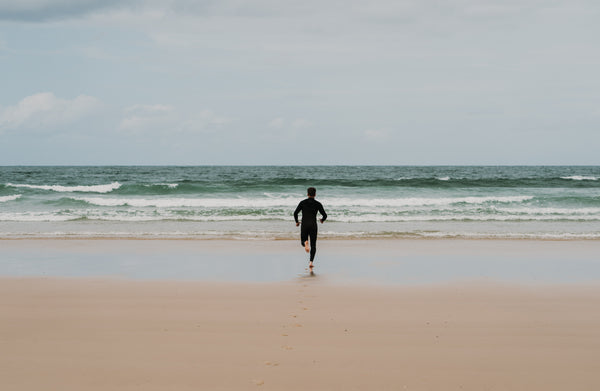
[0,92,102,132]
[0,0,599,164]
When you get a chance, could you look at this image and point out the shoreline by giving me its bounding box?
[2,235,600,241]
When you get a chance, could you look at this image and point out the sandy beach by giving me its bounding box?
[2,240,600,390]
[3,0,600,386]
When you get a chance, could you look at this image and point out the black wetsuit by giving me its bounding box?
[294,198,327,263]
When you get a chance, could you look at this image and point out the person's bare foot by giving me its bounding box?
[304,240,310,253]
[309,261,314,269]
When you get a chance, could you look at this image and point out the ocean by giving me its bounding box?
[0,166,599,240]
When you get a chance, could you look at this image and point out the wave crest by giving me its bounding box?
[7,182,121,193]
[561,176,598,181]
[71,195,534,208]
[0,195,22,203]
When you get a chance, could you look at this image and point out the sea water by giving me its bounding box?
[0,166,599,239]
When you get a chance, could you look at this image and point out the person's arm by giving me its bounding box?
[319,202,327,223]
[293,201,302,224]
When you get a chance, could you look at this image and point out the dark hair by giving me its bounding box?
[307,187,316,197]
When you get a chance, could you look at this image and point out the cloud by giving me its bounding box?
[291,118,312,129]
[118,103,230,134]
[0,0,391,24]
[196,109,230,126]
[268,117,311,129]
[364,128,390,141]
[0,0,128,22]
[268,117,285,129]
[3,0,596,28]
[2,0,599,165]
[0,92,102,133]
[118,104,174,132]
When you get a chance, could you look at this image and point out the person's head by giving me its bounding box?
[307,187,316,197]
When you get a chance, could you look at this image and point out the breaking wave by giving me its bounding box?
[7,182,122,193]
[0,194,22,203]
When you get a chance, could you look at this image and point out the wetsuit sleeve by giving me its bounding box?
[293,201,302,223]
[319,202,327,222]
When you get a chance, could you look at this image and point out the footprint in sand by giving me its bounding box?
[281,345,294,350]
[253,379,265,386]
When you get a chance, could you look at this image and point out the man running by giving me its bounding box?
[294,187,327,269]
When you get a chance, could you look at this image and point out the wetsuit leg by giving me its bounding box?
[309,226,317,262]
[301,223,318,262]
[300,225,309,247]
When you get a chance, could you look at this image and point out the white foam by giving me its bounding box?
[7,182,122,193]
[73,196,296,207]
[144,183,178,188]
[437,177,450,181]
[71,195,535,208]
[495,206,600,216]
[0,210,284,222]
[2,228,599,240]
[328,214,600,223]
[0,194,21,203]
[323,196,534,207]
[561,176,598,181]
[0,212,75,222]
[415,231,600,240]
[70,195,536,209]
[4,208,597,223]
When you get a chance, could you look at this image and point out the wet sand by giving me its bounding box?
[2,239,600,284]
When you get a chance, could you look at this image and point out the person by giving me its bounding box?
[293,187,327,269]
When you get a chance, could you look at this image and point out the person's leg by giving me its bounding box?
[300,224,310,253]
[309,226,317,265]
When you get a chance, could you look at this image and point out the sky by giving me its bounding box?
[0,0,599,165]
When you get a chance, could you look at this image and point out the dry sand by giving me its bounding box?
[2,277,600,390]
